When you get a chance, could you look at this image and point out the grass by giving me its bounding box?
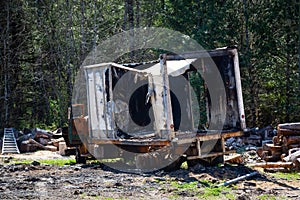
[180,161,188,169]
[165,179,234,199]
[267,171,300,180]
[11,158,76,166]
[170,181,198,189]
[258,194,277,200]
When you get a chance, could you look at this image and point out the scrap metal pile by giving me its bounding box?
[256,122,300,170]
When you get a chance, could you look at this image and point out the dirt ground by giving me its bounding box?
[0,151,299,200]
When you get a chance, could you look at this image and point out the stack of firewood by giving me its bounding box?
[17,128,65,153]
[257,122,300,170]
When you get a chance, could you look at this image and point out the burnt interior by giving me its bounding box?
[190,54,240,131]
[103,51,240,136]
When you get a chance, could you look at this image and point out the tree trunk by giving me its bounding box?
[285,4,291,122]
[135,0,140,28]
[128,0,134,59]
[123,0,128,30]
[4,2,11,126]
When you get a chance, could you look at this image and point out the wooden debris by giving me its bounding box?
[225,154,244,164]
[37,137,51,145]
[59,142,67,155]
[34,128,53,139]
[19,140,37,152]
[13,127,67,154]
[264,168,291,173]
[48,137,65,147]
[29,139,57,152]
[247,162,294,169]
[278,122,300,131]
[295,158,300,170]
[257,122,300,168]
[283,148,300,162]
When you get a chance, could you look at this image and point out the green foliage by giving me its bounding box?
[0,0,299,128]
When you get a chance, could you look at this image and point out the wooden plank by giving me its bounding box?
[187,150,236,160]
[247,162,294,168]
[225,154,243,164]
[175,131,243,144]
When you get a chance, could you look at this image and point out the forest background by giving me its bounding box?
[0,0,299,130]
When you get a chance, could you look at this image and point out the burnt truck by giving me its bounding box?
[64,46,246,171]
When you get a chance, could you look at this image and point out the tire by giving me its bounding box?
[75,146,86,164]
[162,156,185,171]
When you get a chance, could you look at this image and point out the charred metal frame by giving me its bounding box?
[68,47,246,164]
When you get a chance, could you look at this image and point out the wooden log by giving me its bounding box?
[278,122,300,131]
[256,147,264,158]
[283,150,300,162]
[48,137,65,147]
[248,162,294,168]
[28,139,57,152]
[288,144,300,149]
[295,158,300,170]
[225,154,243,164]
[19,140,38,152]
[37,137,51,145]
[277,128,300,137]
[264,168,291,173]
[59,142,67,155]
[45,145,58,152]
[34,128,53,139]
[272,136,286,146]
[284,136,300,145]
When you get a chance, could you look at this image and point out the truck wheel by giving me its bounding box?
[76,146,86,164]
[162,156,185,171]
[210,155,224,165]
[187,159,202,168]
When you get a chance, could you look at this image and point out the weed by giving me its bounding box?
[180,161,188,169]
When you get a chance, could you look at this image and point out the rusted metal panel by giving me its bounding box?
[187,150,236,160]
[89,138,170,146]
[175,131,243,144]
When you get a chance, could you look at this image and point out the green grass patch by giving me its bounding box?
[202,187,223,198]
[14,159,32,165]
[180,161,188,169]
[258,194,276,200]
[168,179,234,199]
[10,158,76,166]
[268,172,300,180]
[170,181,198,189]
[225,193,235,200]
[37,159,76,166]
